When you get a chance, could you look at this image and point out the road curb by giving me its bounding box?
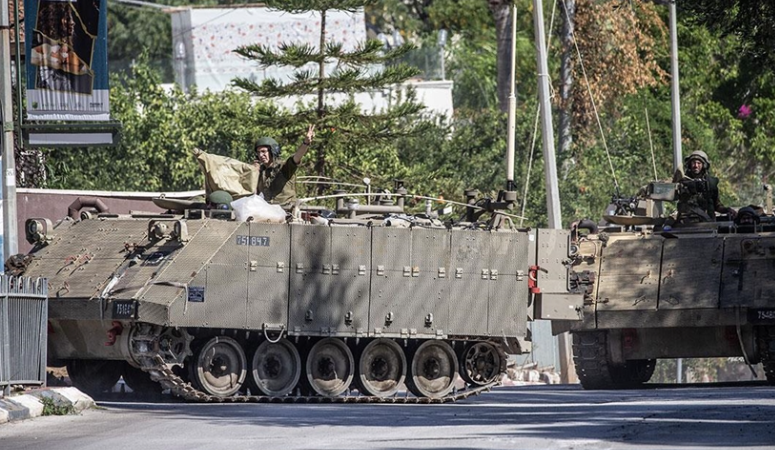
[0,388,94,424]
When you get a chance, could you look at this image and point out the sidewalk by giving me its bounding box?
[0,387,94,424]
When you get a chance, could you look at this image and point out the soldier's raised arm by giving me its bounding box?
[292,124,316,165]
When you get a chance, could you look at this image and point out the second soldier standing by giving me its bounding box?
[676,150,736,222]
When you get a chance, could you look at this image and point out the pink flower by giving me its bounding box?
[738,104,752,119]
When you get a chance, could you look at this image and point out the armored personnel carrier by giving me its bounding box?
[562,183,775,389]
[18,188,578,402]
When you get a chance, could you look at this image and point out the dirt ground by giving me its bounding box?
[46,366,70,386]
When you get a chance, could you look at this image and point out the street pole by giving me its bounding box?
[533,0,575,383]
[1,0,18,263]
[669,1,682,172]
[533,0,578,384]
[533,0,561,229]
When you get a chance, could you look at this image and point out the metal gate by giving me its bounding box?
[0,276,48,396]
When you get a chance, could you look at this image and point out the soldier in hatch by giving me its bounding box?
[253,124,315,209]
[676,150,736,223]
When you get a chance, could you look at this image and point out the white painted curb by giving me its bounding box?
[6,395,44,419]
[0,387,94,424]
[32,387,95,413]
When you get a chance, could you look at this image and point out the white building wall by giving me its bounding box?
[169,6,453,120]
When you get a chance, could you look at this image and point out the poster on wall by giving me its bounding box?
[24,0,109,121]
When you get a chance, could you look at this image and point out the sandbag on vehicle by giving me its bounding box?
[231,194,286,222]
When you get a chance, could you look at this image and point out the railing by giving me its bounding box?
[0,276,48,396]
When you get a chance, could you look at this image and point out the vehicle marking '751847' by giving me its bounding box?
[236,235,270,247]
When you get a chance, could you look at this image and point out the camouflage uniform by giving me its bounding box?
[257,157,298,209]
[676,150,728,222]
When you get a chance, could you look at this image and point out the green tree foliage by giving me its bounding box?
[45,57,278,191]
[107,0,241,80]
[108,4,174,78]
[231,0,433,186]
[681,0,775,73]
[368,0,493,37]
[555,6,775,222]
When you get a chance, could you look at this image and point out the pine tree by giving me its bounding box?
[232,0,430,186]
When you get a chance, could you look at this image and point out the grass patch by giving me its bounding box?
[40,396,74,416]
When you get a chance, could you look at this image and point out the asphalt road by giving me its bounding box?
[1,384,774,450]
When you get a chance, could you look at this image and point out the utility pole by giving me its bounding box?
[533,0,576,384]
[669,1,683,378]
[1,0,18,262]
[669,1,682,172]
[533,0,561,229]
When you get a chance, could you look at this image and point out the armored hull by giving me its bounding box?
[565,220,775,389]
[23,209,560,401]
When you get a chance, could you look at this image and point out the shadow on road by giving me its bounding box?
[96,384,775,448]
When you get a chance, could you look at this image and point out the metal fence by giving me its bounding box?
[0,276,48,396]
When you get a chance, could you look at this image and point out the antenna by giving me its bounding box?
[506,4,517,192]
[645,108,658,182]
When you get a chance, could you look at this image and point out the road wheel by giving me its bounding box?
[406,340,458,399]
[190,336,247,397]
[305,338,354,397]
[250,338,301,397]
[357,338,406,397]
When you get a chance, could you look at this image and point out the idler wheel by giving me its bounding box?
[191,336,247,397]
[357,338,406,397]
[305,338,354,397]
[250,338,301,397]
[460,342,501,386]
[406,340,458,399]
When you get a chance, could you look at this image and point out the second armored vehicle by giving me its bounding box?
[563,186,775,388]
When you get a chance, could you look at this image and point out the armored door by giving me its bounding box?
[329,226,370,336]
[289,224,331,334]
[597,236,662,312]
[658,236,723,310]
[246,223,291,330]
[369,227,413,337]
[488,230,529,337]
[410,227,450,337]
[720,236,775,309]
[449,230,490,336]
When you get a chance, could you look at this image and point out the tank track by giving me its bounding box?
[572,330,655,389]
[130,324,498,404]
[758,326,775,385]
[572,330,616,389]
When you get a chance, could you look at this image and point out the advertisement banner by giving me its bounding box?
[24,0,109,121]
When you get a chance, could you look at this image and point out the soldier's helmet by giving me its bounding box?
[684,150,710,173]
[254,137,281,158]
[208,190,234,210]
[735,206,760,225]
